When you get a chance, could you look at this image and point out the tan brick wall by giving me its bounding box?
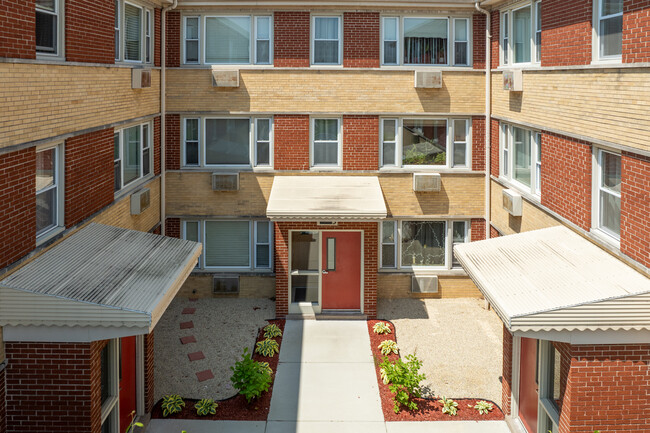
[492,69,650,154]
[92,177,161,232]
[0,63,161,148]
[166,69,485,114]
[165,172,485,218]
[378,273,482,299]
[176,274,275,298]
[490,180,562,235]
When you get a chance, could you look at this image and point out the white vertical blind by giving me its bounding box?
[205,221,250,267]
[125,3,142,61]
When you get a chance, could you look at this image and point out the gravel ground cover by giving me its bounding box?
[154,297,275,402]
[377,298,503,405]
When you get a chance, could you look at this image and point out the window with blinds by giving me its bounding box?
[205,16,251,64]
[205,221,251,267]
[124,3,142,61]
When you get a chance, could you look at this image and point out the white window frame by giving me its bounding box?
[254,220,273,269]
[203,116,253,168]
[35,0,64,58]
[115,0,121,60]
[184,16,201,64]
[535,1,542,63]
[537,340,561,433]
[402,16,450,66]
[182,220,201,267]
[381,17,400,66]
[450,220,468,269]
[453,18,470,66]
[499,122,541,197]
[123,1,144,63]
[591,148,622,244]
[380,118,399,167]
[145,9,152,64]
[114,122,153,193]
[451,118,470,168]
[35,143,64,241]
[310,117,342,169]
[311,15,342,66]
[254,117,274,168]
[500,1,541,67]
[183,118,200,167]
[100,339,119,433]
[254,16,273,65]
[380,220,398,269]
[501,10,510,65]
[198,14,273,65]
[593,0,623,62]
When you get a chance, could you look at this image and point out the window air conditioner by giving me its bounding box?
[130,188,150,215]
[212,173,239,191]
[131,69,151,89]
[503,70,523,92]
[414,70,443,89]
[213,275,240,294]
[502,189,523,216]
[413,173,441,192]
[411,275,438,293]
[211,68,240,87]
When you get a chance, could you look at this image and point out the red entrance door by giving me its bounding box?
[519,337,539,433]
[321,231,361,310]
[119,336,137,433]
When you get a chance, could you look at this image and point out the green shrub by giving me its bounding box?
[264,323,283,338]
[378,340,399,355]
[255,338,280,357]
[194,399,218,416]
[124,410,143,433]
[440,396,458,416]
[373,322,392,335]
[473,400,493,415]
[161,394,185,417]
[230,348,273,403]
[379,354,426,413]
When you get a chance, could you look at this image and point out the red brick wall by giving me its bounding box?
[552,341,572,415]
[274,12,310,67]
[470,218,486,241]
[166,114,180,170]
[145,332,155,412]
[166,11,180,67]
[490,118,500,177]
[501,326,513,415]
[65,128,114,228]
[343,12,380,68]
[540,0,592,67]
[0,0,36,59]
[274,222,378,318]
[342,116,379,170]
[154,8,161,67]
[473,13,486,69]
[154,116,161,175]
[65,0,114,64]
[472,116,486,171]
[490,11,500,70]
[0,148,36,269]
[0,367,6,433]
[166,217,181,238]
[621,152,650,269]
[274,115,310,170]
[540,132,592,231]
[624,0,650,63]
[490,226,500,238]
[89,340,106,433]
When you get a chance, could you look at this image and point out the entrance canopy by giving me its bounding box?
[266,176,387,221]
[0,223,201,341]
[455,226,650,333]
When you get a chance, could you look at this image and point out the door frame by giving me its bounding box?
[288,229,364,315]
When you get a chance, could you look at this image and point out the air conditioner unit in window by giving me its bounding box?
[213,275,240,294]
[414,70,443,89]
[411,275,438,293]
[413,173,441,192]
[130,188,150,215]
[502,189,523,216]
[503,69,523,92]
[131,68,151,89]
[212,173,239,191]
[211,68,240,87]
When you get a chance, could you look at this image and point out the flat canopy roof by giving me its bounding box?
[266,176,387,221]
[0,223,201,340]
[455,226,650,333]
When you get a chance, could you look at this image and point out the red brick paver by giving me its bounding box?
[196,370,214,382]
[188,351,205,362]
[180,335,196,345]
[180,321,194,329]
[182,307,196,314]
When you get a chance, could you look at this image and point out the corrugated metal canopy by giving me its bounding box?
[266,176,387,220]
[454,226,650,332]
[0,223,201,336]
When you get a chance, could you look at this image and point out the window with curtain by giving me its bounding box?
[403,18,448,65]
[598,0,623,58]
[312,119,340,166]
[205,119,250,165]
[205,16,251,64]
[597,150,621,238]
[313,17,340,64]
[36,0,58,54]
[402,119,447,166]
[401,221,446,267]
[513,6,531,63]
[124,3,142,61]
[205,221,250,267]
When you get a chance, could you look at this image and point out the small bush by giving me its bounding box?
[161,394,185,417]
[194,399,218,416]
[255,338,280,357]
[379,354,426,413]
[264,323,283,338]
[440,396,458,416]
[378,340,399,355]
[373,322,392,335]
[230,348,273,403]
[473,400,493,415]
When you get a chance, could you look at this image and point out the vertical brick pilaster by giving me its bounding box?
[65,0,115,64]
[166,114,180,170]
[623,0,650,63]
[490,118,500,178]
[621,152,650,268]
[0,0,36,59]
[343,12,380,68]
[342,115,379,170]
[472,13,486,69]
[166,218,181,238]
[274,12,310,67]
[144,332,155,413]
[274,115,310,170]
[490,11,500,70]
[540,0,592,67]
[501,325,513,416]
[154,8,162,67]
[472,116,486,171]
[165,11,180,68]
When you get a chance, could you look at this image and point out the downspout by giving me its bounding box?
[475,1,492,239]
[160,0,178,236]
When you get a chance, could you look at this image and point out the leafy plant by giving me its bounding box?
[255,338,280,357]
[378,340,399,355]
[379,354,426,413]
[230,347,273,403]
[264,323,283,338]
[161,394,185,417]
[124,410,143,433]
[472,400,493,415]
[373,322,392,335]
[194,399,218,416]
[379,367,389,384]
[440,396,458,416]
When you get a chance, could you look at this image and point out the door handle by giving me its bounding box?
[322,270,328,274]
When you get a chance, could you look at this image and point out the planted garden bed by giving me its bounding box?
[367,319,504,421]
[151,319,285,421]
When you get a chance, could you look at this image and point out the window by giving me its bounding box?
[538,340,561,432]
[597,0,623,59]
[381,119,398,167]
[115,1,152,62]
[313,16,341,65]
[124,3,142,61]
[535,1,542,62]
[36,0,60,55]
[115,0,120,60]
[501,2,541,65]
[145,9,152,63]
[255,16,272,64]
[513,6,532,63]
[452,119,469,168]
[36,145,62,238]
[100,340,119,433]
[403,18,448,65]
[114,122,153,192]
[206,16,250,64]
[451,221,468,267]
[184,220,273,270]
[594,149,621,239]
[381,221,397,268]
[311,118,341,168]
[184,118,200,166]
[255,118,272,167]
[382,17,399,65]
[185,17,200,63]
[500,124,541,196]
[502,11,509,64]
[206,118,250,165]
[454,19,469,66]
[402,119,447,166]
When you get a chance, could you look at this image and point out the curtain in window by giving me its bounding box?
[513,7,531,63]
[205,17,251,63]
[314,18,339,63]
[403,18,447,64]
[125,3,142,61]
[205,221,250,267]
[205,119,250,165]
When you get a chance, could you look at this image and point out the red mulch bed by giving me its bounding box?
[367,319,504,421]
[151,319,286,421]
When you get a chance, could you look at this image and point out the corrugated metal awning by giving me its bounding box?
[454,226,650,332]
[0,223,201,337]
[266,176,387,221]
